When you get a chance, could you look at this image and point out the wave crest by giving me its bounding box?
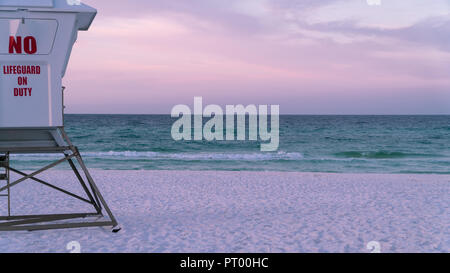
[334,151,440,159]
[12,151,304,161]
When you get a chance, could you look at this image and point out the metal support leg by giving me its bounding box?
[6,153,10,217]
[59,128,119,229]
[66,156,101,213]
[0,153,10,217]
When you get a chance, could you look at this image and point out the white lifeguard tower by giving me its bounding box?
[0,0,119,231]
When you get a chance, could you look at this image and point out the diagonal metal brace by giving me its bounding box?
[0,153,77,193]
[7,167,93,205]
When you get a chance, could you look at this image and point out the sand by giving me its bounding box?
[0,170,448,253]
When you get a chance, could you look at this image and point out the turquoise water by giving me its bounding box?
[11,115,450,173]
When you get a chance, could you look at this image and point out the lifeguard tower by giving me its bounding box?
[0,0,119,231]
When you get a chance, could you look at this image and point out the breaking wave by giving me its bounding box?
[334,151,441,159]
[11,151,304,161]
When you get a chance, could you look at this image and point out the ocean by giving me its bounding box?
[11,115,450,174]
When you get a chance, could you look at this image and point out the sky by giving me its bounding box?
[64,0,450,114]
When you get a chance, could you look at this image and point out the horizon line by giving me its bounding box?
[64,113,450,116]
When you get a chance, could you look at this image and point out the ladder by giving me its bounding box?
[0,153,10,217]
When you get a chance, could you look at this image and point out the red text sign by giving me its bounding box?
[9,36,37,54]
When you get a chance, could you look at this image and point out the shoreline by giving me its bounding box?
[15,168,450,176]
[85,169,450,175]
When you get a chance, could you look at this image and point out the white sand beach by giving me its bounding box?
[0,170,448,253]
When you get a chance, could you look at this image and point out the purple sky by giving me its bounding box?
[64,0,450,114]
